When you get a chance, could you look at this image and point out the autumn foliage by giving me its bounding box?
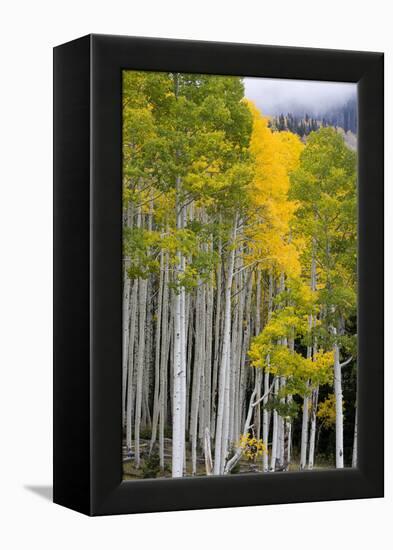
[122,71,357,478]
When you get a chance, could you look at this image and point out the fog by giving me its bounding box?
[244,77,356,117]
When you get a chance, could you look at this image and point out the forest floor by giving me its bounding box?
[122,438,334,480]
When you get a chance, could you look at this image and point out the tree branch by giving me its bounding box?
[251,377,276,408]
[224,376,276,474]
[339,356,353,369]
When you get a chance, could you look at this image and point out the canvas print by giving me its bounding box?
[122,71,357,480]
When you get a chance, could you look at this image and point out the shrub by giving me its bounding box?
[142,453,161,479]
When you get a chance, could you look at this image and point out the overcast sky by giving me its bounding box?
[244,77,356,116]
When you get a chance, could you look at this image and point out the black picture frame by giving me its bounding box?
[53,34,384,516]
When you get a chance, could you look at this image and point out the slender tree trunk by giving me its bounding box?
[225,387,257,474]
[204,427,213,475]
[126,279,138,451]
[300,316,313,470]
[286,397,293,467]
[122,203,133,427]
[186,294,193,438]
[308,386,319,469]
[172,176,187,477]
[300,244,318,469]
[230,268,240,444]
[238,270,252,441]
[254,270,262,439]
[214,215,237,475]
[180,229,187,473]
[271,278,286,472]
[149,252,164,454]
[172,285,184,476]
[262,369,270,472]
[333,327,344,468]
[134,273,147,468]
[204,276,213,438]
[143,274,153,430]
[263,272,273,472]
[190,283,204,474]
[306,242,318,469]
[278,374,286,468]
[277,336,287,469]
[198,278,208,443]
[122,266,131,427]
[158,253,169,469]
[300,385,309,470]
[270,377,280,471]
[352,400,358,468]
[285,337,295,469]
[211,235,222,437]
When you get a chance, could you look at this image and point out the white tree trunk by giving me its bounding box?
[352,400,358,468]
[262,272,273,472]
[214,216,237,475]
[198,286,207,443]
[122,268,131,427]
[172,285,184,476]
[211,236,222,437]
[204,427,213,475]
[122,203,133,427]
[186,294,193,438]
[158,253,169,469]
[134,275,147,468]
[149,252,164,454]
[238,271,252,441]
[224,387,257,474]
[190,283,204,474]
[262,369,270,472]
[333,328,344,468]
[230,269,240,444]
[204,279,213,437]
[300,313,313,469]
[126,279,138,450]
[287,397,293,467]
[300,388,309,470]
[172,176,187,478]
[278,375,286,468]
[270,377,280,471]
[254,270,262,439]
[180,248,187,473]
[308,386,319,469]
